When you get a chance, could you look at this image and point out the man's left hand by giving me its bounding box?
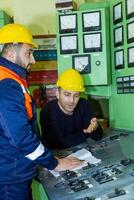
[83,117,98,134]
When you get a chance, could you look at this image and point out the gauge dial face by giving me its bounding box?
[83,33,102,52]
[60,35,78,54]
[127,22,134,43]
[82,11,101,31]
[115,50,123,67]
[59,14,77,33]
[128,47,134,66]
[113,3,122,24]
[126,0,134,19]
[72,55,91,74]
[114,26,123,47]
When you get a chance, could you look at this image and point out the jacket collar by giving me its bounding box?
[0,56,27,80]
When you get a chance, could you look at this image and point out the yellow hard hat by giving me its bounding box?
[0,23,37,48]
[57,68,85,92]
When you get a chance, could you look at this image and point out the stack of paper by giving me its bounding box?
[67,148,101,171]
[68,149,101,164]
[49,149,101,177]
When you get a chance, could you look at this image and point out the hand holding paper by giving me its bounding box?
[50,148,101,177]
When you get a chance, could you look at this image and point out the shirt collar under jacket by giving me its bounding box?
[0,56,27,80]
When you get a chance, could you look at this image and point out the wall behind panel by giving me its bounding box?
[13,0,56,35]
[0,0,14,16]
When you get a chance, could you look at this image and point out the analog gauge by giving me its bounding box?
[83,33,102,52]
[128,47,134,67]
[59,14,77,34]
[72,55,91,74]
[115,50,124,69]
[60,35,78,54]
[114,26,123,47]
[126,0,134,19]
[113,2,122,24]
[127,22,134,43]
[82,11,101,31]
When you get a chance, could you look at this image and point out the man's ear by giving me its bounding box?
[56,88,59,100]
[6,49,16,63]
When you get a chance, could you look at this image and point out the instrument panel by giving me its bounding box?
[39,129,134,200]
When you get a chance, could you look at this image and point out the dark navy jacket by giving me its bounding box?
[40,99,103,149]
[0,56,58,184]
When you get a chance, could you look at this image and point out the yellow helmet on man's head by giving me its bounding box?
[0,23,37,48]
[57,68,85,92]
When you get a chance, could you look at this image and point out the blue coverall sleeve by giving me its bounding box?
[0,79,58,170]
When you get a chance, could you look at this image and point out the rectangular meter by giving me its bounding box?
[59,13,77,34]
[82,11,101,32]
[60,35,78,54]
[83,32,102,52]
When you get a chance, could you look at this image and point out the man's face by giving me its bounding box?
[57,88,80,114]
[15,43,35,72]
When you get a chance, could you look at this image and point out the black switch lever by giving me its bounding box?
[108,188,126,199]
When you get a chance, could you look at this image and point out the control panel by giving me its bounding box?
[39,129,134,200]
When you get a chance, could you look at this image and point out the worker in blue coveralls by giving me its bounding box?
[40,68,103,150]
[0,23,83,200]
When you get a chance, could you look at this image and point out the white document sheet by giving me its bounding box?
[50,148,101,177]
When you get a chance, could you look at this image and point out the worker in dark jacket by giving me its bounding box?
[0,24,82,200]
[40,69,103,149]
